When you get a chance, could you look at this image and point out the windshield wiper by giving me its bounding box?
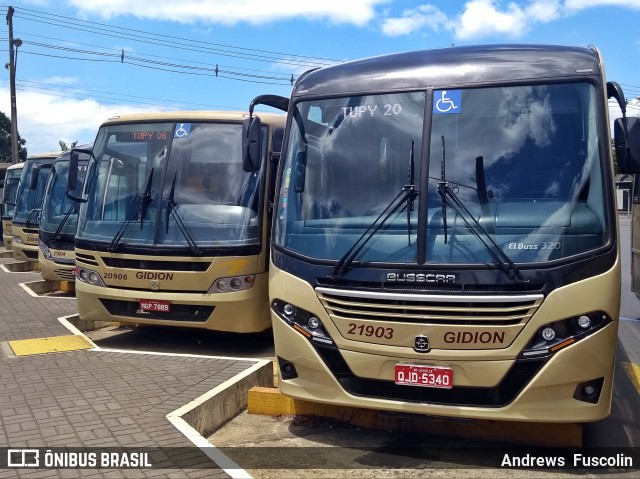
[331,141,418,277]
[438,136,523,280]
[53,202,79,240]
[438,136,449,244]
[108,167,154,252]
[25,205,42,227]
[164,170,201,256]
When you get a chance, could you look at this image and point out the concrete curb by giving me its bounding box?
[57,313,272,477]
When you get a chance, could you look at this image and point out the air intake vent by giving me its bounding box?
[316,287,543,326]
[102,258,210,271]
[75,253,99,267]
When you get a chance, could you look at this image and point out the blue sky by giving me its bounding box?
[1,0,639,154]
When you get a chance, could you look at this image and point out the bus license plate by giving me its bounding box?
[394,364,453,389]
[139,300,170,312]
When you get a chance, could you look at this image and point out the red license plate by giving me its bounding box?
[139,300,170,312]
[394,364,453,389]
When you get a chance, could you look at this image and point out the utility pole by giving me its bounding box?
[6,6,21,164]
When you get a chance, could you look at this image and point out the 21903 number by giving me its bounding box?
[347,323,394,339]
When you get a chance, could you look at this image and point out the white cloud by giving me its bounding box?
[565,0,640,10]
[380,0,564,39]
[67,0,390,26]
[455,0,531,39]
[39,76,79,85]
[381,5,449,37]
[0,88,152,153]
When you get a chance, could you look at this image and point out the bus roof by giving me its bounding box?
[293,44,603,98]
[26,151,60,160]
[100,110,285,127]
[53,143,93,163]
[6,162,24,171]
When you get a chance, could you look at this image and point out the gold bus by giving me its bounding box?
[12,152,58,262]
[249,44,637,422]
[70,111,284,332]
[0,162,11,239]
[38,147,91,281]
[2,162,24,249]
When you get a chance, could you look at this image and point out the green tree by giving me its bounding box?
[59,140,78,151]
[0,110,27,162]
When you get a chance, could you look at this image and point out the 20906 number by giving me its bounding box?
[347,323,394,339]
[103,272,128,280]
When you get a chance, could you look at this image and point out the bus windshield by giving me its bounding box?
[77,121,265,250]
[13,159,54,226]
[275,82,606,265]
[40,156,89,236]
[2,167,23,219]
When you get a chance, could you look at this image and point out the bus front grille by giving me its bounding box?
[54,269,76,280]
[75,253,99,267]
[102,258,211,271]
[316,287,543,326]
[22,250,38,260]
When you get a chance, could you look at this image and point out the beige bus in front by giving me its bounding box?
[256,44,633,423]
[72,111,284,332]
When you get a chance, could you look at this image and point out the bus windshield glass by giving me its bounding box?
[76,121,265,250]
[13,159,54,225]
[40,157,89,235]
[275,82,606,265]
[2,167,23,218]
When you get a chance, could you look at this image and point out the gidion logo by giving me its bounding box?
[386,273,456,283]
[135,271,174,281]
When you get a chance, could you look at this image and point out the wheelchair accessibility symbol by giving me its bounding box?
[433,90,462,114]
[174,123,192,138]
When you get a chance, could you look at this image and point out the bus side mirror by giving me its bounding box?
[68,150,79,191]
[294,151,307,193]
[242,117,262,172]
[615,117,640,174]
[30,164,52,190]
[272,128,284,157]
[30,168,39,190]
[67,148,92,192]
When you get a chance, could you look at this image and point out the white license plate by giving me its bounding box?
[394,364,453,389]
[138,300,170,312]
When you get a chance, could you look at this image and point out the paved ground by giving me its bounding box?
[0,257,262,478]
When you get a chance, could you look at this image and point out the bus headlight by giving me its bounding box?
[12,235,24,245]
[208,274,255,293]
[272,299,335,348]
[38,239,52,259]
[577,315,591,329]
[520,312,611,358]
[76,267,106,287]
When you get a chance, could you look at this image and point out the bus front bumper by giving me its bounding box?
[75,273,271,333]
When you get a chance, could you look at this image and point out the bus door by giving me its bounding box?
[632,175,640,299]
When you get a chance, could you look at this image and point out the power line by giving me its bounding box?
[6,7,315,86]
[12,7,336,68]
[15,80,244,111]
[12,31,298,80]
[23,40,294,82]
